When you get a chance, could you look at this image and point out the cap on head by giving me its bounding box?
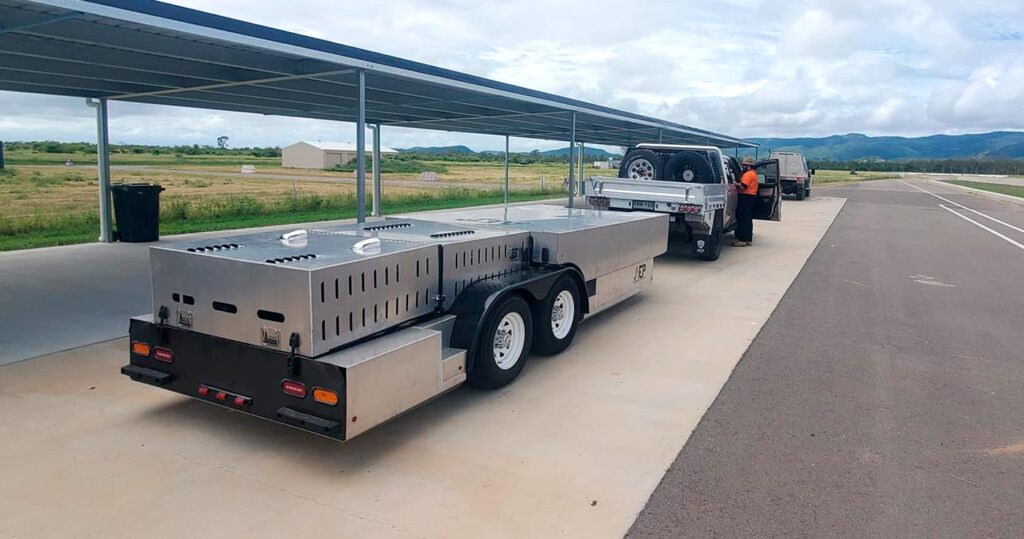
[741,156,755,166]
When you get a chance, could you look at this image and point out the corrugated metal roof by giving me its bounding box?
[0,0,757,148]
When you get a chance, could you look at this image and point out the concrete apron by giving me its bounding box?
[0,198,846,539]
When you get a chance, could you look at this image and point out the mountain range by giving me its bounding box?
[748,131,1024,161]
[401,132,1024,161]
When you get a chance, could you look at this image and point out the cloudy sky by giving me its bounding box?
[1,0,1022,151]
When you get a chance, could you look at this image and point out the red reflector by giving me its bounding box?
[153,347,174,363]
[215,391,227,401]
[233,396,248,407]
[198,386,210,396]
[282,380,306,398]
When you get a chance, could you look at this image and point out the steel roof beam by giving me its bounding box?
[0,10,79,35]
[0,33,274,82]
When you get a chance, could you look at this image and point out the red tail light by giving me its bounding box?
[587,196,610,208]
[153,347,174,363]
[282,380,307,398]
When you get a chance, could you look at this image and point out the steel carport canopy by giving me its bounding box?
[0,0,756,149]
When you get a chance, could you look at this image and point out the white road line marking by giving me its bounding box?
[900,180,1024,235]
[939,205,1024,252]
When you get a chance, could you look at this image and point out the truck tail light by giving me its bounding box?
[131,341,151,357]
[677,204,703,214]
[282,380,307,398]
[312,387,339,406]
[587,196,610,208]
[153,347,174,363]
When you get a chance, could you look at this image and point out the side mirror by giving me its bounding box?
[810,169,816,175]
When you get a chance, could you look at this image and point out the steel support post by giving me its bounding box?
[578,142,585,185]
[568,112,576,208]
[658,128,663,143]
[503,135,510,208]
[86,98,113,242]
[356,70,367,223]
[371,123,382,217]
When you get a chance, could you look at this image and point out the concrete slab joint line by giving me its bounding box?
[0,200,844,538]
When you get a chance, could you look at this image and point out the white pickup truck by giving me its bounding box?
[585,144,781,261]
[770,151,814,200]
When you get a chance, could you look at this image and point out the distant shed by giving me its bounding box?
[282,141,398,169]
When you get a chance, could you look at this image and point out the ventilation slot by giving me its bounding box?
[182,295,195,305]
[212,301,237,314]
[430,230,475,238]
[187,243,240,253]
[257,310,286,323]
[265,254,317,264]
[363,222,413,231]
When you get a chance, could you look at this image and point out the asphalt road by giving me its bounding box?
[629,178,1024,538]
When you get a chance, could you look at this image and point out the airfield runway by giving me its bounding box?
[631,179,1024,537]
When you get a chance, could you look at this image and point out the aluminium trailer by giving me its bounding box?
[122,205,667,441]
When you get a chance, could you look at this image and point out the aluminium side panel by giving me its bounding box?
[307,245,439,357]
[150,247,315,355]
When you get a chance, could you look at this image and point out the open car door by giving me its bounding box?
[753,159,782,221]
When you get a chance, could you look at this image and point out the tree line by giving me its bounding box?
[4,141,281,158]
[808,158,1024,176]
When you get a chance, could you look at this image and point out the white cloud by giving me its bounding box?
[0,0,1022,148]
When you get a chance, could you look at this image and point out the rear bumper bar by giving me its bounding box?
[123,317,350,440]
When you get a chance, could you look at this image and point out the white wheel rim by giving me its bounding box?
[493,312,526,370]
[628,159,655,180]
[550,290,575,340]
[682,169,695,182]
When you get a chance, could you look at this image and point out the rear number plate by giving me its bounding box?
[631,200,656,210]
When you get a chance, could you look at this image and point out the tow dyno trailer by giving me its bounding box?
[122,205,667,441]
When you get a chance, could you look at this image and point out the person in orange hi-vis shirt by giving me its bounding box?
[733,156,759,247]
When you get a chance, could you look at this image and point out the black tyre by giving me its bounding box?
[531,275,582,355]
[805,183,811,198]
[694,211,722,261]
[663,151,714,184]
[467,294,533,389]
[795,185,805,200]
[619,149,664,181]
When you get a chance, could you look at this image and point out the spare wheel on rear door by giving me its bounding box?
[619,149,665,181]
[663,151,715,183]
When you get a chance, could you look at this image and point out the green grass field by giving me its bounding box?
[811,170,897,184]
[944,180,1024,199]
[0,180,560,251]
[0,148,898,252]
